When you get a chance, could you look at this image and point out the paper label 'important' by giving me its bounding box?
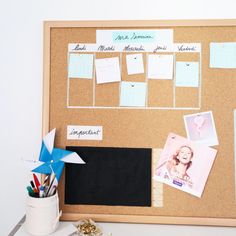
[67,126,103,140]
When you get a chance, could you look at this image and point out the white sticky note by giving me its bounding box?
[175,62,199,87]
[67,125,103,140]
[148,54,174,79]
[126,53,144,75]
[96,29,174,45]
[210,42,236,68]
[120,81,147,107]
[95,57,121,84]
[68,53,94,79]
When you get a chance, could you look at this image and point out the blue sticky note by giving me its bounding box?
[120,82,147,107]
[175,62,199,87]
[68,54,94,78]
[210,43,236,68]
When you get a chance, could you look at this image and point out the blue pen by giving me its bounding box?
[39,186,45,198]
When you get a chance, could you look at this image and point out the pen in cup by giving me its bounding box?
[39,186,45,198]
[26,186,34,196]
[45,174,56,197]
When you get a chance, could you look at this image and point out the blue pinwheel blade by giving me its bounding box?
[52,148,74,162]
[32,162,52,175]
[39,142,52,162]
[50,161,64,182]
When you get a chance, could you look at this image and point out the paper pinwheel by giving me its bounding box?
[32,128,85,183]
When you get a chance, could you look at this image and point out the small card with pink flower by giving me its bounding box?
[153,133,217,197]
[184,111,218,147]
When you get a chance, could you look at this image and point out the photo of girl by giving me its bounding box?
[166,145,193,185]
[154,133,217,197]
[155,145,194,189]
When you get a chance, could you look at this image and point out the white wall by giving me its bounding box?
[0,0,236,235]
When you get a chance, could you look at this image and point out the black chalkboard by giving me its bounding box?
[65,146,151,206]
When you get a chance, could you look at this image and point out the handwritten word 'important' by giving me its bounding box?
[69,129,101,138]
[67,126,103,140]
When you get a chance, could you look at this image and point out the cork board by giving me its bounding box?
[43,20,236,226]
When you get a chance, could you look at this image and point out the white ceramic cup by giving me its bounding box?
[25,192,61,235]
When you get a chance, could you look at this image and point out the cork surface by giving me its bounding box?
[46,22,236,221]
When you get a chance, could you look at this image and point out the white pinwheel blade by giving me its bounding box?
[61,152,85,164]
[43,128,56,154]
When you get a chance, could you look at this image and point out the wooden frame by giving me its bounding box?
[43,20,236,226]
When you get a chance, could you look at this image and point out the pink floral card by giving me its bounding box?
[184,111,218,147]
[153,133,217,197]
